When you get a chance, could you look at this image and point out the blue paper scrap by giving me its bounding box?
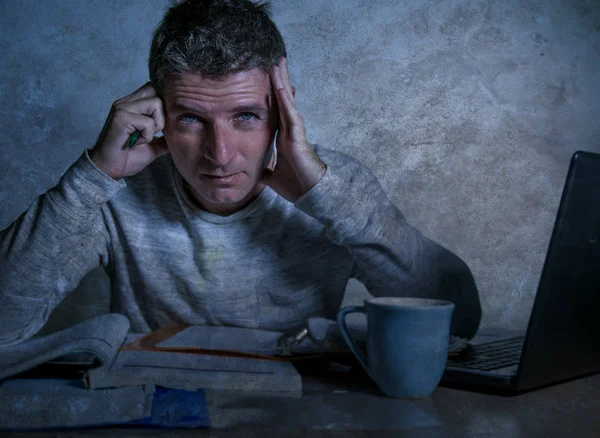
[125,386,211,428]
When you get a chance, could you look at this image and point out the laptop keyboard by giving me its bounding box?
[446,336,525,371]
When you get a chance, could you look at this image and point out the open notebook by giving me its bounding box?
[0,314,305,394]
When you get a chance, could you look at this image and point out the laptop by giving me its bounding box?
[440,150,600,395]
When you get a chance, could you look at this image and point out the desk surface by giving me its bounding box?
[5,361,600,438]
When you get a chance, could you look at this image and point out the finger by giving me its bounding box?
[118,97,165,135]
[270,64,285,96]
[113,109,156,150]
[274,62,301,130]
[271,66,290,134]
[276,79,305,139]
[279,58,295,104]
[115,82,156,105]
[271,62,291,99]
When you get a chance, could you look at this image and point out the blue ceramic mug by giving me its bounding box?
[337,297,455,399]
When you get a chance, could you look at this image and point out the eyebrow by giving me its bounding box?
[170,102,269,115]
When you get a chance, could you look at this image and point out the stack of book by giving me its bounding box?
[0,313,356,430]
[0,314,303,429]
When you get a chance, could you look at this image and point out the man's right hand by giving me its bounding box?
[89,82,169,180]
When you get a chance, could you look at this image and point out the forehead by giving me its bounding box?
[163,68,273,113]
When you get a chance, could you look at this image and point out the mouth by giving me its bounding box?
[202,172,242,184]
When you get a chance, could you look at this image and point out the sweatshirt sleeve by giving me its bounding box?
[294,145,482,339]
[0,150,126,346]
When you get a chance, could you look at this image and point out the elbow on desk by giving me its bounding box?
[366,249,482,340]
[437,254,482,340]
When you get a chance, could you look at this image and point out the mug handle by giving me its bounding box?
[337,306,369,374]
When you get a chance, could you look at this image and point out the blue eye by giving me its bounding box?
[178,113,257,125]
[239,112,256,121]
[180,114,198,124]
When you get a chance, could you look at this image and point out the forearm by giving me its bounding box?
[295,146,482,339]
[383,235,482,339]
[353,216,481,339]
[0,150,123,346]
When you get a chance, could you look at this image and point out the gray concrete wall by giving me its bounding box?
[1,0,599,335]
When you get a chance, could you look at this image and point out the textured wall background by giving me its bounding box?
[1,0,599,336]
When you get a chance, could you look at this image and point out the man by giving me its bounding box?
[0,0,481,347]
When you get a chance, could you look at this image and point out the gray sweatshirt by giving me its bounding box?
[0,145,481,347]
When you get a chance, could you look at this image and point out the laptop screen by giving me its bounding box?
[517,151,600,390]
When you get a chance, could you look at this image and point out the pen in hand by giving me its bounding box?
[128,131,141,148]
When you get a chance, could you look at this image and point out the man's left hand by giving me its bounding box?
[260,57,327,203]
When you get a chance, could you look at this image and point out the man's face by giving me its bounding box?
[161,68,278,215]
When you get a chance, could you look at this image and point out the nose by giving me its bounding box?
[203,122,236,167]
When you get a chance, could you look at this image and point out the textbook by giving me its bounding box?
[0,313,319,393]
[0,313,129,381]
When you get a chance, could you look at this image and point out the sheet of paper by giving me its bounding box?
[155,325,283,355]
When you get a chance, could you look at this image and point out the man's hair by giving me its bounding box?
[148,0,287,98]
